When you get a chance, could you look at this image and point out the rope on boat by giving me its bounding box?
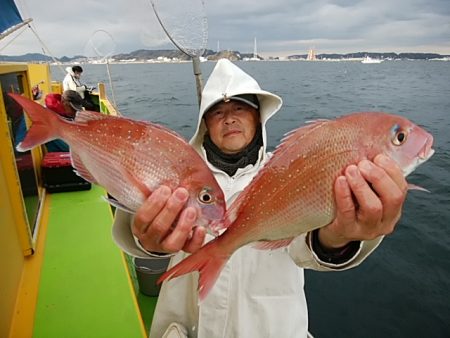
[27,24,65,77]
[105,61,117,109]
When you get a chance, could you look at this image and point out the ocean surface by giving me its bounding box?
[53,60,450,337]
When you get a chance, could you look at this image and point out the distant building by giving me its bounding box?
[306,48,317,61]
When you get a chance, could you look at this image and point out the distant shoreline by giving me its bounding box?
[1,49,449,64]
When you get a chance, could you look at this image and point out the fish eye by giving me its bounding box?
[198,189,214,204]
[392,130,407,145]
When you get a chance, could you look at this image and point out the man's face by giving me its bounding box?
[204,101,259,154]
[74,71,82,79]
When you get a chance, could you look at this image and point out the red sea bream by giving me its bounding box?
[158,112,434,300]
[9,93,225,228]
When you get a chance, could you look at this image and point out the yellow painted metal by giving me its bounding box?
[0,76,30,338]
[0,84,33,254]
[0,63,52,337]
[50,81,62,94]
[98,82,106,100]
[97,82,119,116]
[8,193,51,338]
[0,64,28,75]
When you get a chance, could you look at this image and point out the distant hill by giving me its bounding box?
[0,50,448,62]
[0,53,53,62]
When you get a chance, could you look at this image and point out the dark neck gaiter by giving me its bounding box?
[203,125,263,177]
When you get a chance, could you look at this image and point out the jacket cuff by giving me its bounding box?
[308,230,362,268]
[133,235,175,258]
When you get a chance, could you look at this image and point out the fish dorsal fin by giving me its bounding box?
[70,150,99,184]
[252,238,294,250]
[75,110,109,123]
[277,119,329,151]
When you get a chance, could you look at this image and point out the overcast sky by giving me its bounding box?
[2,0,450,57]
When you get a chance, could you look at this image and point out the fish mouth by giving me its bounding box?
[418,134,434,161]
[402,133,435,177]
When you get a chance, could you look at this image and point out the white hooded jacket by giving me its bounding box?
[63,66,86,98]
[111,59,383,338]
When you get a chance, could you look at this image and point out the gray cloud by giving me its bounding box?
[2,0,449,57]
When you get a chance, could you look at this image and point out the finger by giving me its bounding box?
[132,185,171,234]
[358,159,404,205]
[345,164,382,224]
[148,187,189,242]
[183,226,207,254]
[373,154,408,192]
[359,159,405,226]
[160,207,197,252]
[333,175,356,223]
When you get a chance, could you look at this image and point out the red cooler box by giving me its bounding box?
[41,152,91,193]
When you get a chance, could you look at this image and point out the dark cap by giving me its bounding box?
[207,94,260,114]
[228,94,259,109]
[62,90,83,111]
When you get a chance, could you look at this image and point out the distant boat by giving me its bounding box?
[361,56,383,64]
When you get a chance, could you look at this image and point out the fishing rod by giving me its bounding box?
[149,0,208,107]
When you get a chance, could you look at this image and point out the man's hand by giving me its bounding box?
[319,154,408,250]
[132,186,206,254]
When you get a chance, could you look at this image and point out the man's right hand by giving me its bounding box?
[131,185,206,254]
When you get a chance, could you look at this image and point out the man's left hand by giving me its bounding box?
[318,154,408,250]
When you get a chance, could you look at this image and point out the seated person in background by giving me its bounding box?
[63,65,98,111]
[44,90,83,152]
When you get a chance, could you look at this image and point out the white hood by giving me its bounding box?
[189,59,282,156]
[65,66,74,75]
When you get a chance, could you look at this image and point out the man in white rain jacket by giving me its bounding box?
[63,66,87,99]
[112,59,407,337]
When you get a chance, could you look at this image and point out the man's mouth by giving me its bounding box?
[224,130,241,137]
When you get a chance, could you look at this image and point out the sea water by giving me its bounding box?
[54,60,450,337]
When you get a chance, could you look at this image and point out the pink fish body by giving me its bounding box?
[159,112,434,300]
[9,93,225,228]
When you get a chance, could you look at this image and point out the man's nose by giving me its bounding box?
[223,110,237,124]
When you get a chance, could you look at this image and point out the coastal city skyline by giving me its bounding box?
[2,0,449,58]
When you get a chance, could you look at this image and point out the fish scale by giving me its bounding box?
[9,93,226,230]
[159,111,435,300]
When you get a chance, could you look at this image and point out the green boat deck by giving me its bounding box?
[32,185,157,338]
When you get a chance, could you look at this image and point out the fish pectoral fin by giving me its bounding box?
[118,167,152,198]
[70,151,99,184]
[252,238,294,250]
[407,183,430,193]
[103,196,134,214]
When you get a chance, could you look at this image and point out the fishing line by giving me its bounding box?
[86,29,118,110]
[27,24,65,76]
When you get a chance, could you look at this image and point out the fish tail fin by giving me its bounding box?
[9,93,61,151]
[158,241,229,301]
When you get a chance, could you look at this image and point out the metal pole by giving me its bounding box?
[192,56,203,107]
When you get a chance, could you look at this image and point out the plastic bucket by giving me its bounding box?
[134,257,170,296]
